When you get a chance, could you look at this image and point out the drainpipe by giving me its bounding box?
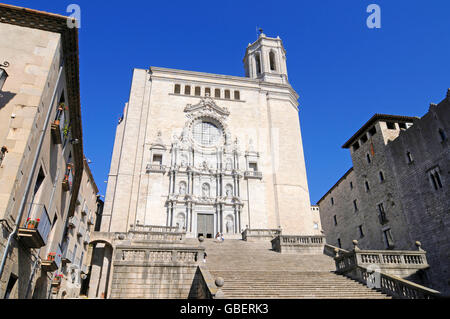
[0,65,64,282]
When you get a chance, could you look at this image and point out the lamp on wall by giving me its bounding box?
[0,61,9,91]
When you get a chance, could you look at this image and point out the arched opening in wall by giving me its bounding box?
[174,84,181,94]
[224,90,230,100]
[255,52,261,75]
[195,86,201,96]
[215,88,221,98]
[184,85,191,95]
[234,91,240,100]
[205,87,211,96]
[269,51,276,71]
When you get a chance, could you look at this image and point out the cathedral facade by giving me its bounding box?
[101,33,317,237]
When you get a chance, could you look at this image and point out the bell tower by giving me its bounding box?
[243,30,289,84]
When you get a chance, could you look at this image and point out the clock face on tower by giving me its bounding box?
[192,120,221,146]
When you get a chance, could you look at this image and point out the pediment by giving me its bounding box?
[184,95,230,117]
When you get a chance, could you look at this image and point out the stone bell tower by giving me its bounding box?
[243,30,289,84]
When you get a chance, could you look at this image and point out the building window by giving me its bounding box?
[194,86,201,96]
[313,222,319,230]
[215,88,221,98]
[399,122,407,130]
[184,85,191,95]
[358,225,364,238]
[269,51,276,71]
[353,142,360,151]
[406,151,413,163]
[379,171,385,182]
[366,154,371,164]
[353,200,358,212]
[378,203,388,224]
[224,90,231,99]
[331,197,334,206]
[360,134,368,144]
[174,84,181,94]
[255,52,262,75]
[386,122,396,130]
[350,181,353,190]
[383,229,395,249]
[429,168,443,190]
[337,238,342,248]
[333,215,337,226]
[234,91,240,100]
[368,126,377,136]
[365,181,370,192]
[438,128,447,142]
[152,154,163,165]
[205,87,211,96]
[248,162,258,172]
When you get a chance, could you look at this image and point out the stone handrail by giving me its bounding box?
[242,228,281,241]
[335,249,429,273]
[346,266,440,299]
[272,235,326,254]
[130,224,179,233]
[196,266,218,299]
[324,244,348,257]
[114,246,205,265]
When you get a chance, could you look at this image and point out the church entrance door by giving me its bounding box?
[197,214,214,239]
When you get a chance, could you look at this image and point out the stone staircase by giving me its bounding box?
[197,239,390,299]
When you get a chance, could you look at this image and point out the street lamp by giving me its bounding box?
[0,61,9,91]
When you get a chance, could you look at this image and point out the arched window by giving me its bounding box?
[255,52,261,75]
[269,51,276,71]
[224,90,231,99]
[174,84,181,94]
[184,85,191,95]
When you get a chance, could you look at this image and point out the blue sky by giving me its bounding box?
[6,0,450,203]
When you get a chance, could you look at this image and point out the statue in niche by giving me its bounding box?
[226,216,234,234]
[202,160,209,170]
[180,154,188,167]
[202,183,210,198]
[225,184,233,197]
[225,158,232,170]
[248,138,255,152]
[179,181,187,195]
[176,213,185,231]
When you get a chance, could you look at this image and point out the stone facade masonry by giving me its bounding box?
[318,94,450,295]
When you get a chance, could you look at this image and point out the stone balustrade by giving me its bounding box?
[335,241,429,276]
[333,240,441,299]
[346,266,440,299]
[114,246,205,266]
[130,224,179,233]
[242,228,281,241]
[271,235,326,254]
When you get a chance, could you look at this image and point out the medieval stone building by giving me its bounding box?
[318,91,450,295]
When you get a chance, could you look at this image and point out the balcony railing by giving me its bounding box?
[271,235,326,254]
[18,205,52,248]
[244,171,262,179]
[146,163,166,173]
[42,246,62,272]
[62,164,74,192]
[130,224,180,233]
[50,105,65,145]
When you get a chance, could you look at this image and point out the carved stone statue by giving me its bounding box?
[179,182,186,195]
[176,213,185,231]
[202,183,210,197]
[225,184,233,197]
[226,216,234,234]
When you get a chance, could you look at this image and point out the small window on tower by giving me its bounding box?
[269,51,276,71]
[399,123,407,130]
[255,53,262,75]
[360,134,368,144]
[353,142,360,151]
[438,128,447,142]
[368,126,377,136]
